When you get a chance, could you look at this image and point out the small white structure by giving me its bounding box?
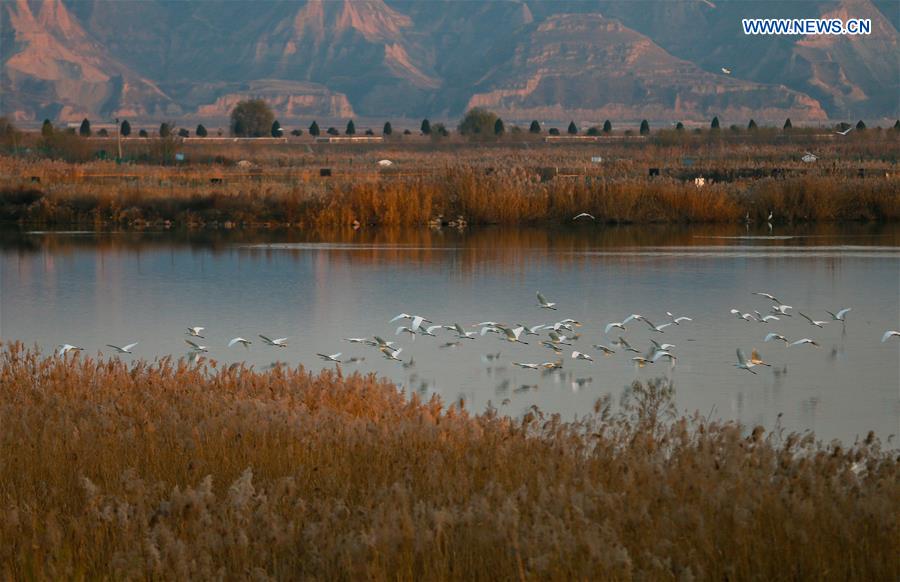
[377,159,393,167]
[694,177,706,188]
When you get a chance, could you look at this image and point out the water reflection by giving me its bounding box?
[1,223,898,443]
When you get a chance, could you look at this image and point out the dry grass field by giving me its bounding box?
[0,343,897,580]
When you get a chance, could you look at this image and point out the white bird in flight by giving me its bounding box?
[513,362,540,370]
[56,344,83,356]
[734,349,758,374]
[186,326,205,338]
[592,344,616,356]
[798,313,827,328]
[184,339,208,353]
[835,127,853,136]
[498,326,529,345]
[666,312,692,325]
[881,331,900,342]
[444,323,476,339]
[228,337,252,348]
[259,335,288,347]
[395,326,417,341]
[573,212,595,221]
[106,342,138,354]
[764,333,790,345]
[721,67,732,74]
[381,346,403,361]
[826,308,851,322]
[317,352,342,363]
[790,338,820,348]
[770,304,793,316]
[752,292,782,304]
[571,351,594,362]
[536,292,557,310]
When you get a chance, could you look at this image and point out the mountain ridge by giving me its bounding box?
[2,0,896,123]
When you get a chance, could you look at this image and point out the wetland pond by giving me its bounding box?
[2,223,898,443]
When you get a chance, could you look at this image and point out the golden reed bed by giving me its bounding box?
[2,170,899,228]
[0,343,896,580]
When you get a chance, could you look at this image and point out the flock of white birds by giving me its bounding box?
[55,291,900,389]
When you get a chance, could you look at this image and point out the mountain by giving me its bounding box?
[1,0,897,124]
[466,14,827,122]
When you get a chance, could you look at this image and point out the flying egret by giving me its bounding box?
[317,352,342,363]
[513,362,540,370]
[184,339,208,353]
[605,321,627,334]
[835,127,853,136]
[228,337,252,348]
[730,309,754,322]
[516,324,546,336]
[390,313,433,325]
[798,313,827,328]
[373,336,395,349]
[381,346,403,361]
[541,360,563,370]
[186,326,205,338]
[881,331,900,342]
[749,349,770,367]
[826,308,851,322]
[571,351,594,362]
[498,326,529,345]
[631,356,651,368]
[790,338,820,348]
[771,304,793,316]
[56,344,83,356]
[764,333,790,345]
[418,325,442,337]
[734,349,757,374]
[259,335,288,347]
[536,292,557,310]
[752,292,782,304]
[573,212,595,221]
[754,312,780,324]
[721,67,732,74]
[396,326,417,341]
[558,318,582,327]
[650,339,675,352]
[541,341,563,354]
[666,312,692,325]
[651,350,676,363]
[614,337,641,354]
[546,331,572,345]
[641,319,672,333]
[444,323,476,339]
[592,344,616,355]
[344,337,375,345]
[106,342,138,354]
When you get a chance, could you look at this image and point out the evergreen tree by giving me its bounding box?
[309,121,320,137]
[159,122,171,137]
[120,120,131,137]
[345,120,356,135]
[639,120,650,135]
[567,120,578,135]
[894,120,900,131]
[711,116,720,130]
[529,120,541,133]
[196,124,208,137]
[383,121,393,135]
[748,119,758,130]
[494,118,504,136]
[603,120,612,133]
[856,120,866,130]
[79,118,91,137]
[271,120,282,137]
[41,119,54,137]
[675,122,685,131]
[783,118,792,130]
[420,118,431,135]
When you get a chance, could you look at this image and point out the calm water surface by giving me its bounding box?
[2,225,898,443]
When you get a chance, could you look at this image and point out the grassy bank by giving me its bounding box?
[0,344,896,580]
[2,170,898,228]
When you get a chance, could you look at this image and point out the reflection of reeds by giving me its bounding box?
[1,344,896,580]
[2,170,898,227]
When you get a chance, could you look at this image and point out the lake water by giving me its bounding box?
[2,225,898,443]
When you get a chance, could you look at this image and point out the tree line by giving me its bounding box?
[21,97,900,142]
